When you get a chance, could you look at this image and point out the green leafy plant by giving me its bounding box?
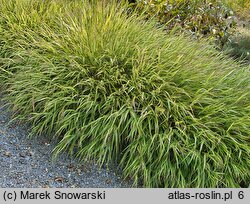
[0,0,249,187]
[223,0,250,19]
[224,27,250,62]
[132,0,237,46]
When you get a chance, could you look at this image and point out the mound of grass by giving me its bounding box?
[0,0,249,187]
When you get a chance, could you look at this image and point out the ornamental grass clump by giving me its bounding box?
[0,0,249,187]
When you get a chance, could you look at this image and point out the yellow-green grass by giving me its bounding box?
[0,0,249,187]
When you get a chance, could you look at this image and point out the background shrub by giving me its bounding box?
[222,0,250,19]
[224,27,250,62]
[131,0,237,46]
[0,0,249,187]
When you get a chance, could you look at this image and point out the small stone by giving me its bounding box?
[27,151,34,156]
[106,179,112,184]
[54,177,64,183]
[19,152,26,158]
[4,151,12,157]
[19,158,26,164]
[67,164,74,171]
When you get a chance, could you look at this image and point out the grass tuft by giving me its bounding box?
[0,0,249,187]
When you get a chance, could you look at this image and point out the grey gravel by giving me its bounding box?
[0,97,131,188]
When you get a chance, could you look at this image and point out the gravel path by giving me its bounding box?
[0,97,131,188]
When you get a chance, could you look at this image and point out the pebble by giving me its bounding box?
[19,152,26,158]
[4,151,12,157]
